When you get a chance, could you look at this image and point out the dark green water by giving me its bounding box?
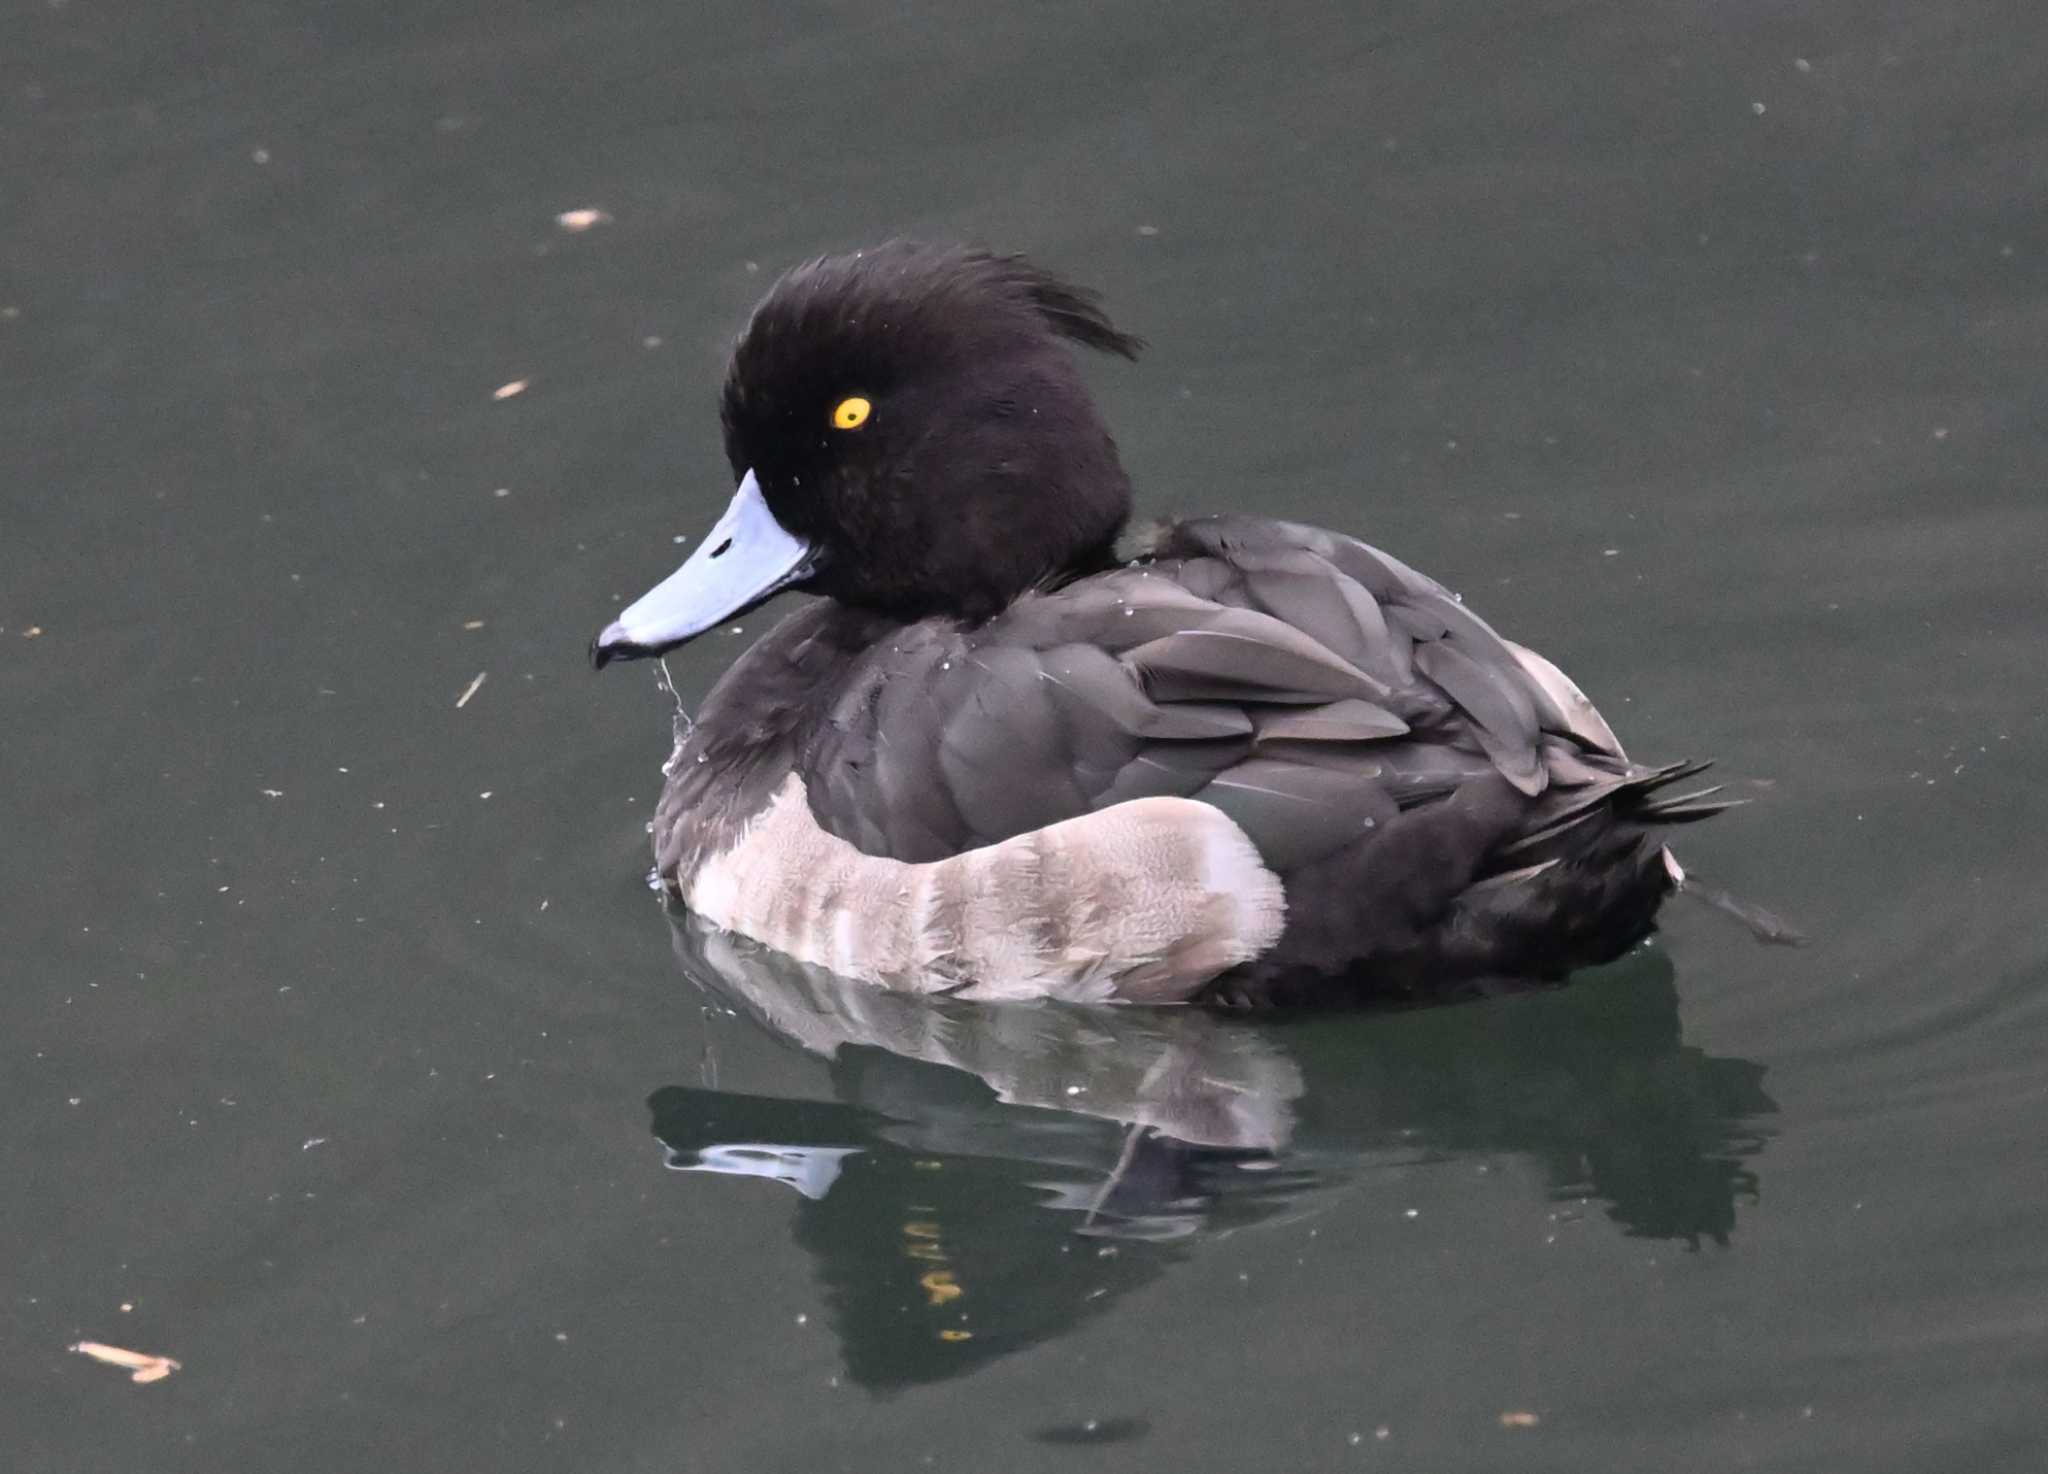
[6,2,2045,1469]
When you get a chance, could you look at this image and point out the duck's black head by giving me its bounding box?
[593,243,1142,666]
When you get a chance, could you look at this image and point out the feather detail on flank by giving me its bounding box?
[685,776,1286,1002]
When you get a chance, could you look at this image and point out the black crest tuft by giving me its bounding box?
[734,243,1142,383]
[976,252,1146,360]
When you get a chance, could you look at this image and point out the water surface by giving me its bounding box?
[6,2,2046,1469]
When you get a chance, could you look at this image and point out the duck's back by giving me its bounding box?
[660,515,1723,1004]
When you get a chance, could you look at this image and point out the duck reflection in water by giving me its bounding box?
[650,914,1772,1391]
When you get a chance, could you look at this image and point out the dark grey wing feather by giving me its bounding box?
[1038,642,1254,744]
[935,645,1090,840]
[811,630,973,862]
[801,515,1633,870]
[1126,607,1387,704]
[1199,545,1416,688]
[1171,516,1587,789]
[1191,757,1403,871]
[1097,742,1247,808]
[1411,641,1543,794]
[1255,698,1411,744]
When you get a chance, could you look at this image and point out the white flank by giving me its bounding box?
[686,776,1285,1002]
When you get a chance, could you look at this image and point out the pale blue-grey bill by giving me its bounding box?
[595,469,814,657]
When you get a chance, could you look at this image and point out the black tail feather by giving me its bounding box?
[1621,762,1747,826]
[1643,798,1747,824]
[1648,783,1726,808]
[1497,803,1605,858]
[1625,758,1717,794]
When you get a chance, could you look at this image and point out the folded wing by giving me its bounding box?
[804,514,1643,872]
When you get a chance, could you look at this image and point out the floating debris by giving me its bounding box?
[555,208,613,232]
[455,672,487,709]
[70,1341,181,1384]
[1031,1417,1151,1446]
[1499,1410,1541,1429]
[493,380,529,401]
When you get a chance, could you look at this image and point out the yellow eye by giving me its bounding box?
[830,395,871,430]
